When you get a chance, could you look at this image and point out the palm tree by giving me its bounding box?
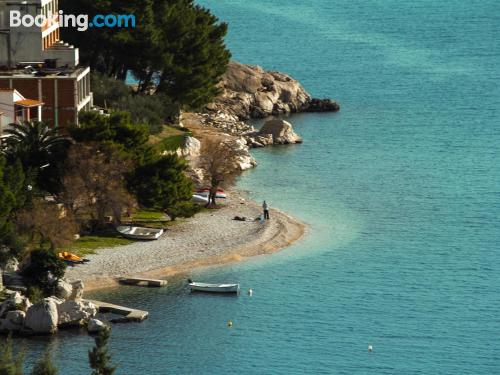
[1,121,70,194]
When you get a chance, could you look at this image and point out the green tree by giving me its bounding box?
[88,328,116,375]
[129,154,199,219]
[69,111,154,165]
[153,0,231,110]
[21,249,66,296]
[1,121,69,194]
[60,0,231,113]
[0,335,24,375]
[31,350,57,375]
[0,157,26,259]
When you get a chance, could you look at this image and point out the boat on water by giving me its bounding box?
[116,226,164,240]
[188,281,240,294]
[58,252,90,265]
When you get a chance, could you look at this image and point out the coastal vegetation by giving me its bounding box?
[61,0,231,118]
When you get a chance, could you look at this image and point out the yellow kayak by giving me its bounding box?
[58,252,88,264]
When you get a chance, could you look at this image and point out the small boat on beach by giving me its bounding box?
[192,194,209,204]
[116,226,164,241]
[188,281,240,294]
[194,189,227,199]
[58,252,90,266]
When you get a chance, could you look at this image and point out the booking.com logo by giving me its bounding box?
[10,11,136,32]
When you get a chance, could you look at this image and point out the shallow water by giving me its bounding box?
[19,1,499,373]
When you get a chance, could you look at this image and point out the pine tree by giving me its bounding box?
[88,328,116,375]
[31,351,57,375]
[0,335,24,375]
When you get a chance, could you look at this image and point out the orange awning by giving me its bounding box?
[15,99,44,107]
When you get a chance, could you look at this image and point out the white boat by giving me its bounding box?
[194,189,227,199]
[188,281,240,294]
[116,226,164,240]
[192,194,209,204]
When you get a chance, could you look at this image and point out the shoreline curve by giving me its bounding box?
[67,193,307,292]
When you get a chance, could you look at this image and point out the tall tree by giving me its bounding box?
[60,0,231,112]
[154,0,231,110]
[128,154,199,219]
[198,137,240,207]
[0,335,24,375]
[88,328,116,375]
[0,156,26,257]
[1,122,70,194]
[30,350,57,375]
[60,143,135,229]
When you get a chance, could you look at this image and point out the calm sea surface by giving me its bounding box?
[20,1,499,373]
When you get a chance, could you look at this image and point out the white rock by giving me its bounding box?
[4,258,19,272]
[177,136,201,160]
[69,280,84,301]
[24,298,59,334]
[87,318,107,333]
[0,292,31,317]
[0,310,25,332]
[259,119,303,144]
[56,279,73,300]
[57,300,97,327]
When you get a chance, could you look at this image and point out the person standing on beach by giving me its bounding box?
[263,201,270,220]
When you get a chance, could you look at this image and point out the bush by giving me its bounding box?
[21,249,66,296]
[165,202,201,221]
[25,286,45,304]
[128,155,196,218]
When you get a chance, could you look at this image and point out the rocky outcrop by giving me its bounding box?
[57,300,97,327]
[305,98,340,112]
[207,61,339,120]
[87,318,107,333]
[229,137,257,171]
[24,298,59,334]
[258,119,303,145]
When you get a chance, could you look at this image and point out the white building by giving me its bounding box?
[0,88,43,135]
[0,0,79,67]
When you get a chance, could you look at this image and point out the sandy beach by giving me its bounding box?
[66,193,307,291]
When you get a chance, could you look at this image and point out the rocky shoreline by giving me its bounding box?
[178,61,340,172]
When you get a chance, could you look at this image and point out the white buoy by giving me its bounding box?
[227,320,233,328]
[368,345,373,352]
[248,288,253,296]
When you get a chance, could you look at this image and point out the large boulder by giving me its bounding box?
[57,300,97,327]
[56,279,73,300]
[259,119,303,144]
[0,310,25,332]
[87,318,107,334]
[177,136,201,160]
[24,298,59,334]
[69,280,84,301]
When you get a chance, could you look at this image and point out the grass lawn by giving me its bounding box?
[67,234,134,257]
[131,209,168,221]
[149,125,192,152]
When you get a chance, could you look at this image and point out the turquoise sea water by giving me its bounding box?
[20,1,499,373]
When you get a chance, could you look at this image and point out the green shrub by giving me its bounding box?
[21,249,66,296]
